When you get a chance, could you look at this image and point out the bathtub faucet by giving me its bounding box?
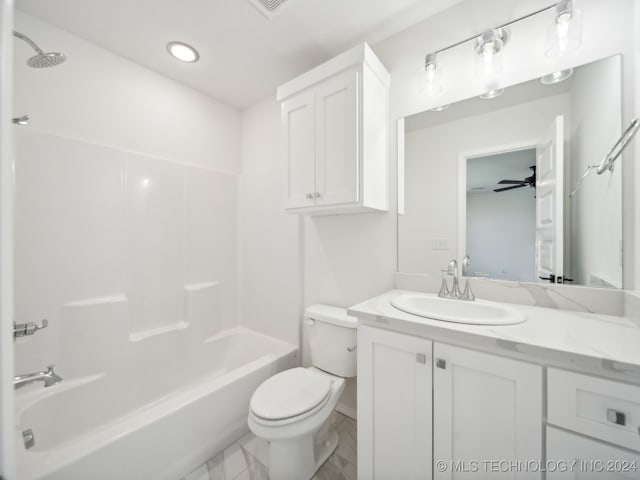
[14,365,62,390]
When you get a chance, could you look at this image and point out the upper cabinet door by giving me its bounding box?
[315,68,359,207]
[358,325,432,480]
[281,90,316,209]
[433,343,543,479]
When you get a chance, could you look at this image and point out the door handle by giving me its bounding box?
[539,274,556,283]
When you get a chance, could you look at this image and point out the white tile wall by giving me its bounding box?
[14,128,239,375]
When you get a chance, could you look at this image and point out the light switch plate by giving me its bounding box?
[432,238,449,250]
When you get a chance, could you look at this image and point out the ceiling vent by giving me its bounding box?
[246,0,289,18]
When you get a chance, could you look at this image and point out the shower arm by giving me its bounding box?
[13,30,44,55]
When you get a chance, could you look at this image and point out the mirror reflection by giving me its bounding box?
[399,55,622,288]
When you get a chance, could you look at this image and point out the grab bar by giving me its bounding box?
[570,118,639,198]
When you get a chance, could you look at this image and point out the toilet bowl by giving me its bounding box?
[247,305,357,480]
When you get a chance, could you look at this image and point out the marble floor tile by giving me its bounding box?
[179,410,357,480]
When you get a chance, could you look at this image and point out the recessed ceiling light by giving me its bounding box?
[167,42,199,63]
[479,88,504,100]
[540,68,573,84]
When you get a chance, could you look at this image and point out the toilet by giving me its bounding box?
[248,304,357,480]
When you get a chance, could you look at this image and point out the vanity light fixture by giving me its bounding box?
[167,41,200,63]
[421,1,583,94]
[546,0,582,57]
[479,88,504,100]
[422,53,443,96]
[474,29,508,77]
[540,68,573,84]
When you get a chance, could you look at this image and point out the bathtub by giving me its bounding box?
[15,327,298,480]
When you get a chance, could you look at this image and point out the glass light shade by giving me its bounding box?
[419,54,443,96]
[474,29,507,79]
[545,5,582,57]
[540,68,573,84]
[479,88,504,99]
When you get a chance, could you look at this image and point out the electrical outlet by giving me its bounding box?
[431,238,449,250]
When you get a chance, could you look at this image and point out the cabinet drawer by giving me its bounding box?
[547,426,640,479]
[547,368,640,452]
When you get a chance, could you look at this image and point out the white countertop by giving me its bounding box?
[349,290,640,376]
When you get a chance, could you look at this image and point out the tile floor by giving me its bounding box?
[181,411,357,480]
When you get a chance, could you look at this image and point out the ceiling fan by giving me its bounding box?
[494,166,536,192]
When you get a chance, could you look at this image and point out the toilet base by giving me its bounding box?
[268,427,339,480]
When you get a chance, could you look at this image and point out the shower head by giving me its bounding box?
[27,52,66,68]
[13,30,66,68]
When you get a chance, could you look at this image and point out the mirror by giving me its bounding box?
[399,55,622,288]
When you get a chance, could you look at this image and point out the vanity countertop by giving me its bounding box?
[349,290,640,377]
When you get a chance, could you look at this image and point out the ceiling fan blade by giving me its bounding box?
[497,180,527,185]
[494,184,526,193]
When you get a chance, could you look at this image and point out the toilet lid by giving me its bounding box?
[250,368,332,421]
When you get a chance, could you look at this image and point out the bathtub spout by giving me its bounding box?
[14,365,62,390]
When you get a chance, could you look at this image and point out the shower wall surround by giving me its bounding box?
[13,11,241,374]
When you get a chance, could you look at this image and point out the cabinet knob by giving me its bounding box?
[314,192,321,198]
[436,358,446,369]
[305,193,313,199]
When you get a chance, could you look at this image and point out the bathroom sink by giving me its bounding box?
[390,293,526,325]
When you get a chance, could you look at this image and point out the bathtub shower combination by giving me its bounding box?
[15,312,297,480]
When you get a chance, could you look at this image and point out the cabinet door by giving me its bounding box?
[281,90,316,209]
[315,68,359,206]
[547,426,640,479]
[358,326,432,480]
[433,343,542,479]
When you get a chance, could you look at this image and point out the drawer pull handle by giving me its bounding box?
[607,409,626,426]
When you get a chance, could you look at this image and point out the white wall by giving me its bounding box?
[400,93,571,273]
[633,0,640,295]
[0,1,15,477]
[13,11,242,376]
[239,96,302,347]
[569,56,623,287]
[467,189,536,281]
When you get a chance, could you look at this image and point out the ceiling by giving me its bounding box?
[16,0,464,109]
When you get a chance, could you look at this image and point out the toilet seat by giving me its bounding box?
[250,368,332,425]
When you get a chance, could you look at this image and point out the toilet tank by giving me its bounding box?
[305,304,357,378]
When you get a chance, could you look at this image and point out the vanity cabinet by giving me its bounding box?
[277,43,389,215]
[358,326,543,479]
[546,368,640,479]
[433,343,543,480]
[358,325,432,480]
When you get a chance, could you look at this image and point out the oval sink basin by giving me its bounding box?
[390,293,526,325]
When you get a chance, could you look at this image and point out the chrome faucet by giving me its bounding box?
[14,365,62,390]
[439,258,475,301]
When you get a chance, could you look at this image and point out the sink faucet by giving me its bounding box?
[14,365,62,390]
[439,259,474,301]
[448,259,462,297]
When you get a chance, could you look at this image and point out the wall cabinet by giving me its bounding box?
[277,43,389,215]
[358,326,543,479]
